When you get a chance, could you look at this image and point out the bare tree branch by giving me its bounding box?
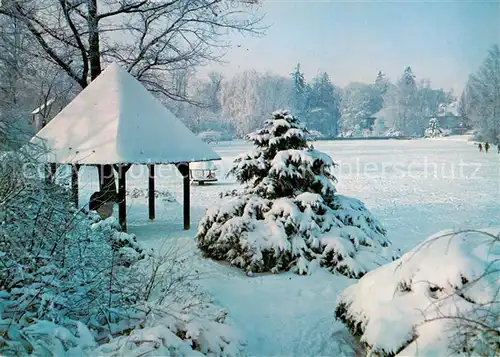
[59,0,89,82]
[1,0,265,102]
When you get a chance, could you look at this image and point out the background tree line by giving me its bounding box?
[460,44,500,144]
[164,64,467,140]
[0,0,498,144]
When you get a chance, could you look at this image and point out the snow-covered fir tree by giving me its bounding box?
[375,70,388,89]
[340,83,378,135]
[308,72,340,137]
[381,66,420,135]
[196,110,398,277]
[424,117,443,138]
[372,70,389,113]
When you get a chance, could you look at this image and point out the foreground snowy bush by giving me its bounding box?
[16,292,244,357]
[0,153,243,356]
[335,228,500,357]
[197,110,397,277]
[0,168,143,350]
[11,276,244,357]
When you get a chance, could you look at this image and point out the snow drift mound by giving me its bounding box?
[196,110,398,277]
[335,228,500,357]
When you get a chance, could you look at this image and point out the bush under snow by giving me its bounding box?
[0,153,243,356]
[0,179,143,353]
[196,110,398,277]
[335,228,500,356]
[198,130,223,144]
[384,128,405,138]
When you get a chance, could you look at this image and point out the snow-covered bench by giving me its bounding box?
[189,161,218,185]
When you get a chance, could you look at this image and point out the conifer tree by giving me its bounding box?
[424,118,443,138]
[197,110,398,277]
[308,72,340,137]
[290,63,308,120]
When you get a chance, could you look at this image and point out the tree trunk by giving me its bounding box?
[88,0,116,202]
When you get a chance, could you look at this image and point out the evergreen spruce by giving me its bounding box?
[196,110,398,277]
[424,118,443,138]
[290,63,308,120]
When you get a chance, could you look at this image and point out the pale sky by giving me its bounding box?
[202,0,500,94]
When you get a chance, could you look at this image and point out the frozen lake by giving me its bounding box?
[79,136,499,251]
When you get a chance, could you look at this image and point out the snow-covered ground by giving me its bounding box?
[75,137,500,356]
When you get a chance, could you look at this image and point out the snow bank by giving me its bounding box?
[94,305,244,357]
[335,228,500,356]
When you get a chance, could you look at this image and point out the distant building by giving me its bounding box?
[372,106,398,135]
[363,116,376,131]
[436,101,468,134]
[373,102,467,136]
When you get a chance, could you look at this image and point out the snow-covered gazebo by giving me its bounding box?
[30,63,221,231]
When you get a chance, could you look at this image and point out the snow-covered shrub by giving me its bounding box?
[339,130,354,138]
[339,126,372,138]
[424,118,444,138]
[89,214,146,266]
[13,248,244,357]
[198,130,222,144]
[441,128,452,137]
[0,154,242,356]
[384,128,404,137]
[127,187,176,202]
[0,172,145,352]
[306,129,324,141]
[100,243,245,357]
[16,300,243,357]
[197,110,397,277]
[335,228,500,357]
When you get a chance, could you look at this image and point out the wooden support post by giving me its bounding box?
[148,164,155,220]
[45,163,57,184]
[118,167,127,231]
[176,162,190,230]
[114,164,131,232]
[98,164,117,203]
[71,164,80,207]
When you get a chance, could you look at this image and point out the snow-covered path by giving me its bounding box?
[77,137,500,356]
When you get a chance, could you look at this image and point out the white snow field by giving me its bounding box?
[74,137,499,356]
